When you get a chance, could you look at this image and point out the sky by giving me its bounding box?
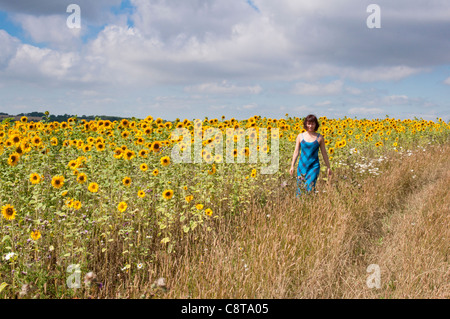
[0,0,449,121]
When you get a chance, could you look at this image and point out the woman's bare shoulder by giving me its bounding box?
[317,133,324,143]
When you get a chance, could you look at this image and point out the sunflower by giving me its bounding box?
[1,204,16,221]
[29,173,41,184]
[122,177,132,187]
[208,164,216,175]
[195,203,204,210]
[205,208,213,217]
[328,147,335,155]
[162,189,174,200]
[203,152,213,163]
[50,137,58,146]
[65,198,74,208]
[214,154,223,163]
[123,149,135,160]
[137,190,146,198]
[31,135,42,146]
[8,153,20,166]
[138,149,148,158]
[82,145,91,153]
[160,156,170,167]
[113,148,123,159]
[185,195,194,203]
[121,119,129,127]
[88,182,99,193]
[152,169,159,177]
[250,169,257,178]
[11,134,21,145]
[72,200,82,210]
[77,173,87,184]
[118,201,127,213]
[96,142,106,152]
[51,176,65,189]
[140,163,148,172]
[151,141,162,153]
[68,160,78,169]
[136,137,145,145]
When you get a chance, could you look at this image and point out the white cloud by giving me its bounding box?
[348,107,384,115]
[6,44,79,81]
[292,80,344,96]
[341,66,427,82]
[0,30,20,68]
[185,81,262,95]
[383,95,410,105]
[345,86,362,95]
[315,100,332,107]
[293,105,315,113]
[242,103,257,109]
[12,13,82,50]
[208,105,227,110]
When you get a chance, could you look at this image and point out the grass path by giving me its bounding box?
[350,144,450,298]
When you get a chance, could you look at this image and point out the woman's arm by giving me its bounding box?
[289,134,301,176]
[319,136,332,176]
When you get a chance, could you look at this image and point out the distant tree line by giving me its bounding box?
[1,111,131,122]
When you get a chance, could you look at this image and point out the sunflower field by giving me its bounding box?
[0,113,449,298]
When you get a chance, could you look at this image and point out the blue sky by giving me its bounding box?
[0,0,449,121]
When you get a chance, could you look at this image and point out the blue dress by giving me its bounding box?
[296,133,321,196]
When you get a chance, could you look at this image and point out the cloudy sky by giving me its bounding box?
[0,0,449,121]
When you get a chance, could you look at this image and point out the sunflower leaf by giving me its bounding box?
[0,282,9,294]
[2,235,11,243]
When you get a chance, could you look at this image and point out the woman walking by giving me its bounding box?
[289,114,332,196]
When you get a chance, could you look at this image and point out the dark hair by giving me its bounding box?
[303,114,319,131]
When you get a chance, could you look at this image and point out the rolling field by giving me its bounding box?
[0,114,449,298]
